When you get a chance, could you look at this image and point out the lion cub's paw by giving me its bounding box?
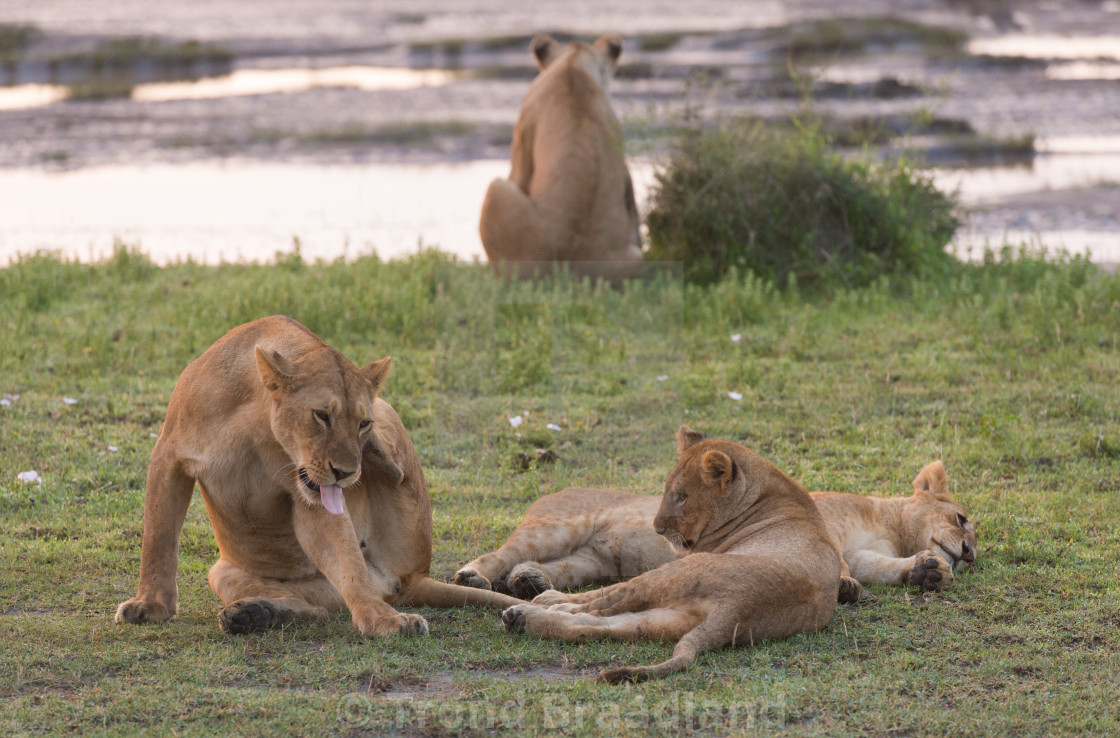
[115,598,174,625]
[838,576,863,604]
[453,568,492,591]
[907,552,954,591]
[219,600,275,634]
[509,568,554,601]
[360,612,429,637]
[501,604,534,633]
[529,589,569,607]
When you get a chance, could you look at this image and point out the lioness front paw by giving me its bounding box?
[907,552,954,591]
[358,612,429,637]
[453,568,492,591]
[509,568,554,601]
[115,598,175,624]
[219,600,275,634]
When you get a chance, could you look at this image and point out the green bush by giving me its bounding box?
[645,120,960,287]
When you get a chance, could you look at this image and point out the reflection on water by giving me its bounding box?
[0,66,461,111]
[132,66,461,102]
[969,36,1120,60]
[1,158,1116,268]
[933,152,1120,200]
[1046,61,1120,80]
[0,83,68,111]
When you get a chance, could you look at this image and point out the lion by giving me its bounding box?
[811,460,978,593]
[500,426,842,683]
[458,462,975,602]
[478,33,644,283]
[115,316,522,637]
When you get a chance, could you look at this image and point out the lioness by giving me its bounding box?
[457,462,975,600]
[115,316,522,637]
[500,426,841,683]
[479,33,644,283]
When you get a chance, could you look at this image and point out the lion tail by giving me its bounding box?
[399,577,525,610]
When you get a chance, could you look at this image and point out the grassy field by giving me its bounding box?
[1,246,1118,735]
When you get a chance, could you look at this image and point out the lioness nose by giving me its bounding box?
[329,463,354,482]
[961,541,975,562]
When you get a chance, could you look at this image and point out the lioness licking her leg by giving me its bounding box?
[115,315,522,637]
[501,426,842,682]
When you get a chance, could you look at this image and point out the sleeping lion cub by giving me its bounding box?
[457,461,975,600]
[500,426,842,682]
[116,316,521,637]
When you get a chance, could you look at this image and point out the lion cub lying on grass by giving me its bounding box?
[457,460,976,601]
[116,316,521,638]
[500,426,843,683]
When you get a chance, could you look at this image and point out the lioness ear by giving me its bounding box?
[360,357,392,394]
[594,33,623,69]
[700,450,736,488]
[912,460,952,501]
[676,425,706,454]
[256,347,296,392]
[531,34,560,70]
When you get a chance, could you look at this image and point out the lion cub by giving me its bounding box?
[479,33,644,283]
[501,427,841,683]
[458,461,975,601]
[115,316,521,638]
[811,460,978,592]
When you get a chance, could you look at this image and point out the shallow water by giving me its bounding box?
[2,157,1117,268]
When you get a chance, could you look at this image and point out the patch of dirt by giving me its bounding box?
[362,664,593,700]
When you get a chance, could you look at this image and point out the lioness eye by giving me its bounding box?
[314,410,331,428]
[956,513,969,527]
[359,420,372,431]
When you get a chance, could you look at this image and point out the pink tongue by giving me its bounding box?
[320,484,345,515]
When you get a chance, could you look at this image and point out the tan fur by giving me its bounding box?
[811,460,978,592]
[500,426,840,683]
[115,316,522,637]
[462,462,975,603]
[479,33,644,284]
[455,487,678,599]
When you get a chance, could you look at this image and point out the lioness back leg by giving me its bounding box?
[479,178,555,274]
[454,522,595,592]
[115,446,195,624]
[208,559,336,634]
[502,604,700,644]
[509,547,620,597]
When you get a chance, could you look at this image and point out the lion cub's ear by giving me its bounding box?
[531,34,560,70]
[593,33,624,70]
[256,347,297,392]
[360,357,392,394]
[676,425,706,454]
[912,460,952,502]
[700,450,737,489]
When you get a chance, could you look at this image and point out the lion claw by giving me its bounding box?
[510,569,553,601]
[907,553,953,591]
[453,569,492,591]
[501,606,528,633]
[219,601,274,634]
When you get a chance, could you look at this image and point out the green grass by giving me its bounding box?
[0,23,42,68]
[2,245,1119,734]
[773,17,968,61]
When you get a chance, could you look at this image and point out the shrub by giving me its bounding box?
[645,120,960,287]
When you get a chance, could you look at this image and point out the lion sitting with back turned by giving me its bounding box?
[115,316,522,637]
[479,33,644,283]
